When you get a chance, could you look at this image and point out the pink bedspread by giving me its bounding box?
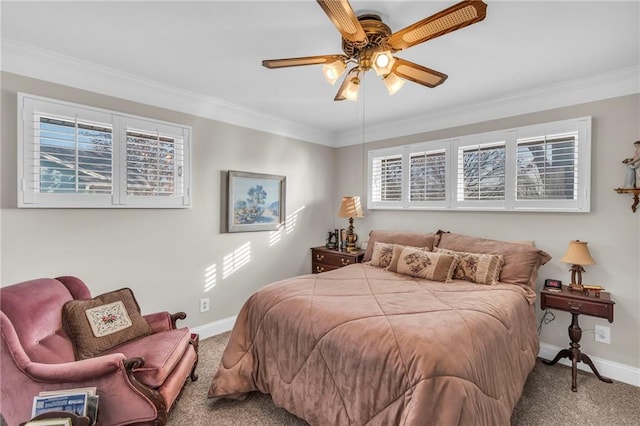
[209,264,539,425]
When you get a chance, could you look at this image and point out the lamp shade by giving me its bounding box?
[322,59,346,85]
[383,72,406,95]
[338,196,365,218]
[372,51,394,76]
[560,240,595,265]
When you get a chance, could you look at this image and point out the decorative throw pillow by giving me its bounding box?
[436,248,504,285]
[388,246,458,282]
[385,244,430,272]
[436,232,551,287]
[368,242,396,268]
[62,288,153,360]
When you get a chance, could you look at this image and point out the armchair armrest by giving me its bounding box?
[22,353,128,382]
[143,311,187,332]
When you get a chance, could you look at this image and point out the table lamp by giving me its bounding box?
[337,196,365,253]
[560,240,596,292]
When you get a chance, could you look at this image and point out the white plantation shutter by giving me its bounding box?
[19,93,191,208]
[516,132,578,200]
[409,150,446,202]
[126,130,185,197]
[37,116,113,195]
[370,153,403,205]
[457,141,506,202]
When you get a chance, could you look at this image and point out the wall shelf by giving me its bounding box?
[614,188,640,213]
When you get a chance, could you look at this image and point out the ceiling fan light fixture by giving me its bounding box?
[371,51,394,76]
[342,75,361,101]
[383,72,406,95]
[322,59,347,85]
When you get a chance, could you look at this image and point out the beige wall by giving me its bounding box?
[334,94,640,369]
[0,72,336,326]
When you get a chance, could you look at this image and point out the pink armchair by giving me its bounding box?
[0,276,198,426]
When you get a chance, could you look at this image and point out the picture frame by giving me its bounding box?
[227,170,286,232]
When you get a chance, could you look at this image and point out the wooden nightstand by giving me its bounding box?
[311,246,364,274]
[540,285,615,392]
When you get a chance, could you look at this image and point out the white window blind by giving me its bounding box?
[457,142,506,201]
[409,150,446,201]
[516,132,578,201]
[126,129,184,197]
[371,154,403,203]
[19,93,191,208]
[37,116,113,195]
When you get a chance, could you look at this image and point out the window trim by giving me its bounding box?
[18,93,191,208]
[367,117,591,213]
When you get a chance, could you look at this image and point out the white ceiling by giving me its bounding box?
[1,1,639,146]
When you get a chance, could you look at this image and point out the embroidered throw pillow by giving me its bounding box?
[385,244,430,272]
[368,242,396,268]
[62,288,152,360]
[436,248,504,285]
[388,246,458,282]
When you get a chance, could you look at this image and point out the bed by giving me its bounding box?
[208,230,551,425]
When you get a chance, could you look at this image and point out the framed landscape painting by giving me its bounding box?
[227,170,286,232]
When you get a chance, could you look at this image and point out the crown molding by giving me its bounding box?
[2,38,637,149]
[0,38,336,146]
[334,65,640,147]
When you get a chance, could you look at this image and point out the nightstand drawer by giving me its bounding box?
[314,251,357,267]
[312,262,340,274]
[542,293,612,320]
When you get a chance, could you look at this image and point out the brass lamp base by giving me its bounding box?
[345,217,359,252]
[568,282,584,292]
[568,264,585,292]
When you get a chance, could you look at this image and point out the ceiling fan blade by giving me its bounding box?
[388,0,487,51]
[262,54,347,69]
[391,58,448,88]
[316,0,368,45]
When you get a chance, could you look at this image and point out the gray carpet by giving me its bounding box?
[168,332,640,425]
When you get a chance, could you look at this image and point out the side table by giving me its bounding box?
[540,285,615,392]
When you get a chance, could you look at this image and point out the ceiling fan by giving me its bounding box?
[262,0,487,101]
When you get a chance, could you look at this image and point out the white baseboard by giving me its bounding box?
[191,315,236,340]
[539,342,640,387]
[192,318,639,388]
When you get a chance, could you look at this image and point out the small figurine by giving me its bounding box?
[622,140,640,188]
[326,230,338,250]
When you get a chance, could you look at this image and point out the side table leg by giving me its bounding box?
[542,348,571,366]
[580,352,613,384]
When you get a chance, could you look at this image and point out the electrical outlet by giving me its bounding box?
[594,324,610,344]
[200,297,210,313]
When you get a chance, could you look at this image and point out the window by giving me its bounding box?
[457,141,506,202]
[516,132,578,201]
[410,150,446,202]
[367,117,591,212]
[370,152,403,205]
[18,93,191,208]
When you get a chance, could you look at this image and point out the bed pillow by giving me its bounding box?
[387,246,457,282]
[436,248,504,285]
[368,242,396,268]
[363,230,438,262]
[385,244,430,272]
[436,232,551,287]
[62,288,153,360]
